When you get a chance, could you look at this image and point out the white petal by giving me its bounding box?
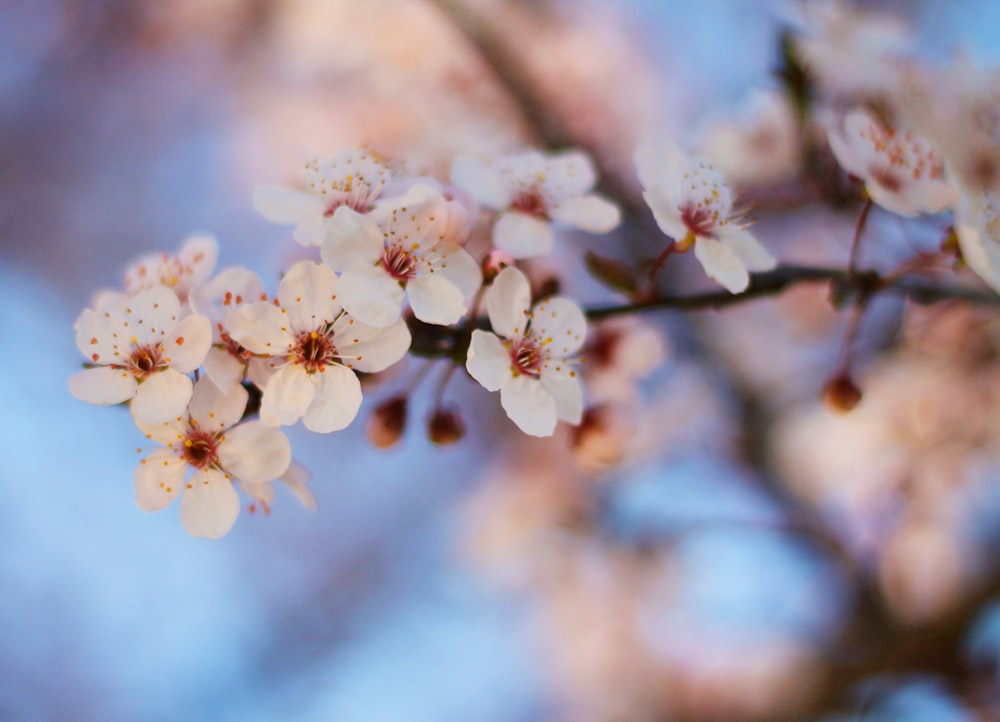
[321,206,384,271]
[253,186,324,224]
[162,313,212,373]
[188,376,248,431]
[292,213,327,247]
[540,367,584,424]
[493,211,553,259]
[279,460,318,509]
[430,244,481,301]
[74,307,120,364]
[68,366,137,406]
[540,150,598,199]
[340,317,411,373]
[189,266,265,325]
[407,275,467,326]
[128,286,182,348]
[694,237,750,293]
[224,302,294,356]
[180,468,241,539]
[486,266,532,339]
[336,266,405,328]
[134,448,186,512]
[500,376,558,437]
[450,155,511,208]
[643,187,687,241]
[260,364,317,427]
[635,135,687,192]
[247,357,276,391]
[302,364,363,433]
[529,296,588,358]
[279,261,342,331]
[218,421,291,484]
[131,370,193,425]
[177,233,220,288]
[466,330,513,392]
[203,347,246,391]
[550,195,621,233]
[827,117,869,179]
[240,480,275,506]
[956,194,1000,293]
[719,228,777,273]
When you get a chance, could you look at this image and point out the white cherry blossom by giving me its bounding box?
[254,148,390,247]
[466,266,586,437]
[69,286,212,425]
[584,317,667,404]
[322,184,481,327]
[955,190,1000,293]
[451,149,620,258]
[635,136,776,293]
[224,260,411,433]
[134,377,292,539]
[92,234,219,309]
[828,109,956,217]
[189,267,273,391]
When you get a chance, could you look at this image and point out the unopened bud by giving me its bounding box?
[427,405,465,445]
[367,395,408,448]
[482,249,515,284]
[822,372,863,413]
[571,406,627,474]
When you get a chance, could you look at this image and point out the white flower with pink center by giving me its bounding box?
[451,149,620,259]
[322,184,481,327]
[254,148,390,247]
[189,267,273,391]
[134,377,292,539]
[635,136,776,294]
[92,234,219,310]
[224,260,411,433]
[466,266,586,437]
[69,286,212,424]
[828,109,957,217]
[955,190,1000,294]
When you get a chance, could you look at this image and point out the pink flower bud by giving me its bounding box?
[427,406,465,445]
[367,395,408,448]
[822,372,863,413]
[482,249,515,284]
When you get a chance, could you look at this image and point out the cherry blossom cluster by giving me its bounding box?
[69,0,1000,538]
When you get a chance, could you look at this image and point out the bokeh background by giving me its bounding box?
[3,1,1000,720]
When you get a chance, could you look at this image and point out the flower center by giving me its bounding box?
[381,245,417,280]
[127,343,165,378]
[510,337,543,377]
[511,190,549,219]
[182,427,220,470]
[293,330,336,374]
[680,204,719,239]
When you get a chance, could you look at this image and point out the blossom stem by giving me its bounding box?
[645,240,677,291]
[848,197,874,274]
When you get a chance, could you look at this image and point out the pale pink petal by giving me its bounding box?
[908,178,958,215]
[694,237,750,293]
[719,228,777,273]
[429,244,481,300]
[74,307,120,364]
[292,213,327,248]
[128,286,182,348]
[224,303,294,355]
[407,275,467,326]
[203,347,246,391]
[635,136,687,195]
[302,364,363,433]
[253,186,324,224]
[865,176,920,217]
[372,184,450,249]
[643,187,687,240]
[279,261,342,332]
[540,150,598,199]
[133,414,187,447]
[68,366,137,406]
[217,421,291,484]
[957,194,1000,293]
[280,460,318,509]
[189,267,265,325]
[321,206,384,270]
[247,357,276,390]
[500,376,558,437]
[493,211,553,259]
[240,480,275,506]
[486,266,532,339]
[550,195,621,233]
[450,156,511,208]
[336,266,405,328]
[162,313,212,373]
[827,117,869,178]
[180,468,241,539]
[131,369,194,425]
[466,330,513,392]
[134,448,186,512]
[188,376,248,431]
[260,364,317,427]
[339,317,411,373]
[529,296,587,357]
[540,366,584,425]
[177,234,220,288]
